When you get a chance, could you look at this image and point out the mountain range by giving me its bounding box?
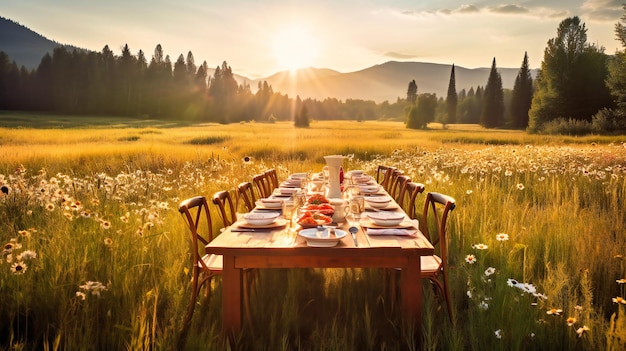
[1,16,535,103]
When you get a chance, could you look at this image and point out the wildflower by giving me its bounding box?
[17,230,30,237]
[17,250,37,260]
[103,238,113,247]
[485,267,496,276]
[242,156,252,163]
[10,261,27,275]
[479,301,489,310]
[472,243,488,250]
[465,254,477,264]
[613,297,626,305]
[80,210,92,218]
[507,278,519,287]
[100,220,111,230]
[45,203,55,211]
[467,290,472,298]
[516,183,525,190]
[0,185,9,194]
[466,189,473,195]
[616,278,626,284]
[63,212,74,220]
[495,329,502,339]
[566,317,576,326]
[615,254,623,260]
[505,170,512,176]
[546,308,563,316]
[496,233,509,242]
[574,305,583,311]
[78,281,107,297]
[76,291,86,300]
[576,325,590,337]
[120,212,130,223]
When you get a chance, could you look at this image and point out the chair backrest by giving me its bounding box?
[421,192,456,259]
[179,196,214,269]
[237,181,256,212]
[384,168,403,193]
[390,174,411,202]
[400,181,425,219]
[376,165,393,185]
[253,173,272,198]
[212,190,238,228]
[264,169,279,192]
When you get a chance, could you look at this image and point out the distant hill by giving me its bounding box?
[1,15,536,102]
[254,62,538,102]
[0,16,75,70]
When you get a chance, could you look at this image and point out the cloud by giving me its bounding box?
[455,5,480,14]
[581,0,623,21]
[488,5,530,15]
[384,51,419,59]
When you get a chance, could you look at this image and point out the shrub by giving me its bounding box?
[541,118,593,136]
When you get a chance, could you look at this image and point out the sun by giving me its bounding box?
[271,25,319,72]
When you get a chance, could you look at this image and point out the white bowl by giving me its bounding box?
[359,184,381,193]
[365,196,392,208]
[350,170,364,176]
[299,228,347,247]
[278,187,299,195]
[291,173,308,179]
[243,212,280,226]
[257,198,283,209]
[367,212,405,226]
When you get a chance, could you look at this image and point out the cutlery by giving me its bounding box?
[231,228,270,232]
[349,226,359,247]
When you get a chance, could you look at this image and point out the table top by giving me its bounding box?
[205,172,433,259]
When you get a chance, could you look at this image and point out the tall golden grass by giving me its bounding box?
[0,117,625,350]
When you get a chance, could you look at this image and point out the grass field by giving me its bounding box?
[1,114,625,350]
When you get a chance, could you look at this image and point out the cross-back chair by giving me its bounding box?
[399,182,425,220]
[385,168,403,193]
[419,192,456,321]
[212,190,238,228]
[376,165,392,184]
[389,174,411,202]
[178,196,222,347]
[237,181,257,213]
[253,173,272,198]
[264,169,279,193]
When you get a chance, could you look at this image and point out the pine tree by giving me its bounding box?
[481,58,504,128]
[445,64,458,125]
[510,52,534,129]
[406,80,417,104]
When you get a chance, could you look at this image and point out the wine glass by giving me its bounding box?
[349,195,365,224]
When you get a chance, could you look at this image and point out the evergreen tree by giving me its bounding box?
[528,16,612,132]
[481,58,504,128]
[445,64,458,125]
[510,52,534,129]
[406,80,417,104]
[406,93,437,129]
[606,5,626,124]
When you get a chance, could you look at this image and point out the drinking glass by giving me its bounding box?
[294,191,307,209]
[282,200,296,229]
[349,195,365,224]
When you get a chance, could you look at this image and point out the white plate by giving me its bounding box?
[243,212,280,226]
[365,196,392,208]
[367,212,405,226]
[257,198,283,209]
[359,184,381,193]
[299,228,347,247]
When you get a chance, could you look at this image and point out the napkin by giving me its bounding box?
[366,228,417,236]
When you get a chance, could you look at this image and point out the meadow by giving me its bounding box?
[0,114,625,350]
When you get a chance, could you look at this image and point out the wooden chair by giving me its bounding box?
[385,168,403,193]
[389,174,411,202]
[376,165,392,184]
[264,169,279,193]
[253,173,272,198]
[212,190,238,228]
[177,196,222,348]
[419,192,456,321]
[399,182,425,220]
[237,181,257,212]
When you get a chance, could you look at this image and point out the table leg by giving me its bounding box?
[400,254,422,343]
[221,254,242,343]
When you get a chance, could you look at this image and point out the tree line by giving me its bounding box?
[0,43,409,124]
[406,14,626,134]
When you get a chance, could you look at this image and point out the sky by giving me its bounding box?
[1,0,624,78]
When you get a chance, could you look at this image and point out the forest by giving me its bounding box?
[1,14,626,134]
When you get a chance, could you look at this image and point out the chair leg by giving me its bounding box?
[430,277,453,322]
[178,270,200,350]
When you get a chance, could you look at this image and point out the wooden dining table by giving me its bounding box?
[205,180,434,343]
